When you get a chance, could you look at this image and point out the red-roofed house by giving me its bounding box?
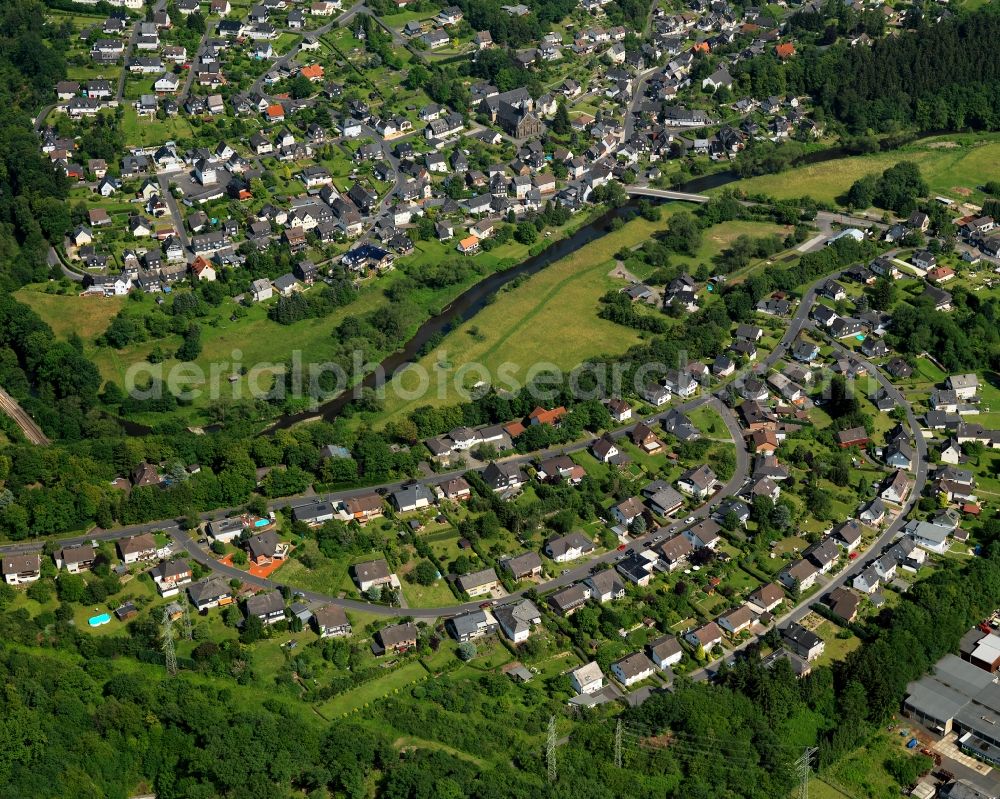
[776,42,795,58]
[529,406,567,426]
[266,104,285,122]
[505,421,526,438]
[927,266,955,284]
[300,64,324,81]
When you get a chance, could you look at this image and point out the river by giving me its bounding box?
[119,143,870,437]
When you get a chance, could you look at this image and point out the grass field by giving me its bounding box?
[398,568,457,607]
[16,289,126,341]
[119,110,196,147]
[365,212,787,428]
[721,133,1000,205]
[373,214,668,423]
[317,660,429,717]
[820,732,917,799]
[688,405,728,438]
[671,220,792,274]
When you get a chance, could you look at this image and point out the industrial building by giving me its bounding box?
[902,653,1000,766]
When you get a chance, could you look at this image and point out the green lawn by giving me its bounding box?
[277,544,386,597]
[813,619,862,667]
[119,110,196,147]
[688,405,728,438]
[398,572,457,608]
[16,288,126,342]
[720,133,1000,205]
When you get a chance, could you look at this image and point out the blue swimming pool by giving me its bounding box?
[89,613,111,627]
[855,334,866,341]
[254,518,269,528]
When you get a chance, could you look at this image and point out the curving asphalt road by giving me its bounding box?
[184,394,746,618]
[0,263,927,644]
[0,393,748,619]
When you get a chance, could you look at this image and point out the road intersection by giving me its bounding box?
[0,263,931,674]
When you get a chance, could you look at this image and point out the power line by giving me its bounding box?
[796,748,818,799]
[614,718,623,769]
[182,603,193,641]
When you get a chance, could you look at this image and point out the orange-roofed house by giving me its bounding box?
[776,43,795,59]
[505,421,526,438]
[300,64,324,81]
[266,104,285,122]
[529,406,567,427]
[692,41,709,53]
[927,266,955,283]
[457,235,480,254]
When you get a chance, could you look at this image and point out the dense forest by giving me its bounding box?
[0,0,71,289]
[794,7,1000,132]
[5,515,1000,797]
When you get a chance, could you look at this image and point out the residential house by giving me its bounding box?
[503,551,543,581]
[826,587,860,623]
[833,519,863,552]
[291,498,336,526]
[548,583,591,616]
[545,532,595,563]
[646,635,683,670]
[187,577,233,610]
[2,554,41,586]
[457,567,500,598]
[246,530,285,566]
[390,483,434,513]
[150,559,193,597]
[853,566,880,594]
[373,622,417,655]
[447,609,498,642]
[783,623,825,661]
[747,582,785,614]
[586,569,627,602]
[353,559,393,592]
[344,493,384,524]
[207,517,247,544]
[117,533,157,565]
[612,652,657,687]
[676,465,716,498]
[646,484,684,517]
[685,519,721,550]
[570,661,604,694]
[55,545,96,574]
[804,538,840,574]
[778,558,819,591]
[592,436,620,463]
[718,604,755,636]
[612,496,646,527]
[245,591,286,625]
[313,605,352,637]
[482,461,526,494]
[495,599,541,643]
[881,469,912,504]
[685,621,723,655]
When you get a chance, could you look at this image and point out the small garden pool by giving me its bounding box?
[88,613,111,627]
